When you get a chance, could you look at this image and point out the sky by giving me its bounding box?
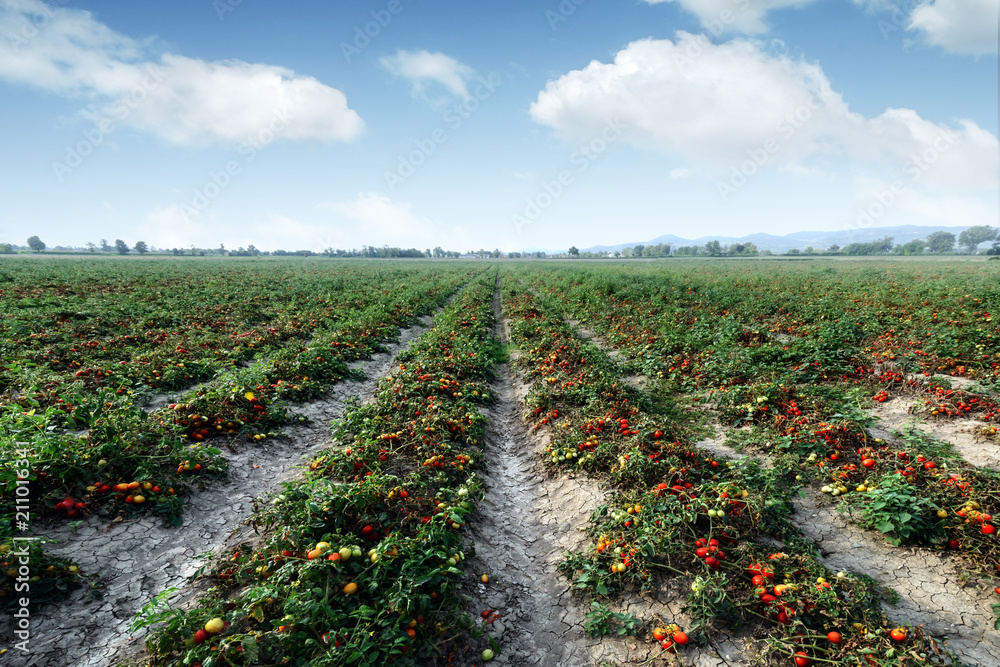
[0,0,996,253]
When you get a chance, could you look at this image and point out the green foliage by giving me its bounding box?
[583,601,642,637]
[849,474,944,546]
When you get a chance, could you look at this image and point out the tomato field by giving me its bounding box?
[1,257,998,667]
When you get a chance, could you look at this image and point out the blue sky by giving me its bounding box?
[0,0,996,253]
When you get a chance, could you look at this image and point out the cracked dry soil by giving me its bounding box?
[1,318,433,667]
[452,298,612,666]
[867,397,1000,472]
[451,302,753,666]
[791,489,1000,666]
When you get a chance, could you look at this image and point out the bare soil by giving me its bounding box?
[1,318,433,667]
[791,489,1000,666]
[867,397,1000,472]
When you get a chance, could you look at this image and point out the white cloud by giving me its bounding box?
[318,193,479,250]
[851,0,997,55]
[907,0,998,55]
[138,203,209,249]
[248,214,349,252]
[530,35,997,193]
[641,0,815,34]
[0,0,364,145]
[319,192,440,247]
[380,50,475,103]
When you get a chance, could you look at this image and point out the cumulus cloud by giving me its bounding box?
[529,35,997,192]
[907,0,998,55]
[380,50,475,103]
[641,0,815,34]
[0,0,364,145]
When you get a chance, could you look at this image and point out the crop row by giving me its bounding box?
[1,262,473,612]
[133,271,502,666]
[500,277,958,666]
[523,264,1000,578]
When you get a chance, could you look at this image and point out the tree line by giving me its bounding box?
[562,226,998,258]
[4,227,997,258]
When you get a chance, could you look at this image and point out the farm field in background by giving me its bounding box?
[1,257,998,667]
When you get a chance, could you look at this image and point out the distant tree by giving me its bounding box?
[219,243,226,255]
[0,243,13,254]
[803,246,815,255]
[114,239,130,255]
[86,242,97,253]
[958,226,997,253]
[827,244,840,253]
[100,239,111,252]
[613,251,621,258]
[568,245,579,257]
[704,240,723,256]
[987,242,1000,256]
[786,248,801,255]
[631,244,645,257]
[134,241,148,255]
[171,247,183,256]
[492,249,502,258]
[893,239,926,255]
[926,231,956,253]
[247,244,260,256]
[27,235,45,253]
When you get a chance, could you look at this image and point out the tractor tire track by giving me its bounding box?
[455,291,613,666]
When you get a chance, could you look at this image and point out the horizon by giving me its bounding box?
[1,0,996,252]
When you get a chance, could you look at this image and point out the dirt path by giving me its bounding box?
[791,489,1000,666]
[1,318,434,667]
[452,294,612,666]
[455,300,753,666]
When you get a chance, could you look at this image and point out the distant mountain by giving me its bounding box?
[578,225,975,254]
